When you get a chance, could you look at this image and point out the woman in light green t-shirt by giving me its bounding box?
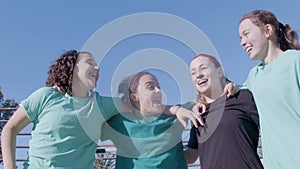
[238,9,300,169]
[1,50,120,169]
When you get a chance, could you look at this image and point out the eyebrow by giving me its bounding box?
[144,81,155,85]
[239,29,248,39]
[144,81,160,87]
[242,29,249,34]
[190,63,205,70]
[86,58,94,62]
[85,58,97,65]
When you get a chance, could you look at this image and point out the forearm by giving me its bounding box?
[1,107,30,169]
[168,103,195,115]
[168,105,203,127]
[1,125,17,169]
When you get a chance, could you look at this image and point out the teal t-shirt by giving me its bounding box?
[244,50,300,169]
[21,87,120,169]
[101,112,187,169]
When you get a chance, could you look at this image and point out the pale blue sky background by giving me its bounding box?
[1,1,300,168]
[1,1,300,105]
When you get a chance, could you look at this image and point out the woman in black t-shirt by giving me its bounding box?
[184,54,263,169]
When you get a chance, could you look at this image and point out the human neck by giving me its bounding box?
[203,86,224,104]
[72,86,89,98]
[134,108,162,118]
[263,43,284,64]
[132,109,150,118]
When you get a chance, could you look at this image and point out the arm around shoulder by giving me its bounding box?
[168,105,203,128]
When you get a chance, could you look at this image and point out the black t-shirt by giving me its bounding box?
[188,89,263,169]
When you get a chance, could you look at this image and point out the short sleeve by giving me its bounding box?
[181,101,195,110]
[293,51,300,87]
[242,66,258,91]
[100,121,111,141]
[21,87,55,122]
[240,89,260,128]
[95,93,122,120]
[187,125,198,149]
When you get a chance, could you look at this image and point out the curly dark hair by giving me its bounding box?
[46,50,79,95]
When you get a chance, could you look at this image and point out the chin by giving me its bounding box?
[152,106,164,114]
[249,52,258,60]
[88,82,96,89]
[197,87,209,94]
[250,55,256,60]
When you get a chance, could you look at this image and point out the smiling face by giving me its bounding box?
[72,52,99,96]
[239,18,269,61]
[131,74,163,116]
[190,56,223,98]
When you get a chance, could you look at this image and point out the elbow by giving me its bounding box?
[184,148,198,164]
[185,157,197,165]
[1,123,18,139]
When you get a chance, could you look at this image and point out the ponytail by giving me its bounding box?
[278,22,300,51]
[240,10,300,51]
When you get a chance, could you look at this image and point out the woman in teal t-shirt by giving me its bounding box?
[239,9,300,168]
[1,50,120,169]
[101,71,189,169]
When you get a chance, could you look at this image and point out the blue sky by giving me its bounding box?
[1,1,300,168]
[1,1,300,105]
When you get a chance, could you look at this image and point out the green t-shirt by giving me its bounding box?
[244,50,300,169]
[101,112,187,169]
[21,87,120,169]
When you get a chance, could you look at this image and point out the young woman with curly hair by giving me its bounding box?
[1,50,121,169]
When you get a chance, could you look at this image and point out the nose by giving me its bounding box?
[240,37,246,47]
[154,86,161,93]
[95,66,100,81]
[195,70,204,78]
[94,66,100,74]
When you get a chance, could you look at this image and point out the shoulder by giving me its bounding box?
[20,87,61,121]
[283,50,300,62]
[24,87,58,102]
[95,92,121,104]
[33,87,56,95]
[284,49,300,56]
[181,101,195,110]
[229,89,254,104]
[22,87,63,106]
[94,92,122,120]
[94,93,121,109]
[237,89,253,97]
[94,92,122,111]
[226,89,258,116]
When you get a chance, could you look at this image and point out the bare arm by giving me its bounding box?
[184,147,199,164]
[1,106,30,169]
[169,105,204,128]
